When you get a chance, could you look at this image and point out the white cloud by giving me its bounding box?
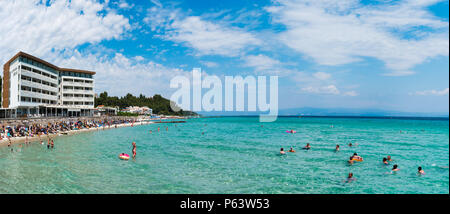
[302,85,340,95]
[201,61,219,68]
[411,88,449,96]
[0,0,130,64]
[242,54,291,75]
[50,50,191,97]
[294,71,358,96]
[267,0,449,76]
[145,7,261,57]
[0,0,189,98]
[117,0,134,9]
[313,72,332,80]
[150,0,163,8]
[134,56,145,61]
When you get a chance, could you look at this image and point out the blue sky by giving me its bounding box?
[0,0,448,113]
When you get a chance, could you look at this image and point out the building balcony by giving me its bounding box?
[21,79,59,93]
[21,90,58,101]
[21,70,58,85]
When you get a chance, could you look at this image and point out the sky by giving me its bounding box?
[0,0,448,114]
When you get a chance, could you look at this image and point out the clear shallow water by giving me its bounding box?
[0,117,448,194]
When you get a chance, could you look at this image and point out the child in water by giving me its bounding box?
[392,164,400,172]
[383,157,389,165]
[288,147,295,153]
[132,142,137,159]
[348,157,354,165]
[335,145,340,152]
[418,166,425,175]
[303,143,311,150]
[280,148,286,155]
[346,173,356,183]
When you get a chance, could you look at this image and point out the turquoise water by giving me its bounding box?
[0,117,448,194]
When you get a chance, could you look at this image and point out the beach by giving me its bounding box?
[0,116,186,148]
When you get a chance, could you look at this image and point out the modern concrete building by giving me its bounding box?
[1,51,96,118]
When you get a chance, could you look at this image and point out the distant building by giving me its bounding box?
[121,106,153,115]
[94,105,118,116]
[1,51,95,118]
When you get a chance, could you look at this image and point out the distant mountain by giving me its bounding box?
[279,107,449,117]
[197,107,449,117]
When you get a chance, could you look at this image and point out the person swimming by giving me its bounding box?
[288,147,296,153]
[346,172,356,183]
[280,148,286,155]
[303,143,311,150]
[348,142,353,147]
[387,155,393,162]
[132,142,137,159]
[383,157,389,165]
[418,166,425,175]
[335,144,340,152]
[392,164,400,172]
[348,157,354,165]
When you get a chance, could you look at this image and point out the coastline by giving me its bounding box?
[0,120,156,148]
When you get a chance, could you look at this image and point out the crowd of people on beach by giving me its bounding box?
[0,117,139,153]
[279,140,427,183]
[1,118,137,140]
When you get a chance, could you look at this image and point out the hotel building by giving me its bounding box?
[1,52,95,118]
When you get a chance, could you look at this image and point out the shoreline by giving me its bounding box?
[0,120,156,148]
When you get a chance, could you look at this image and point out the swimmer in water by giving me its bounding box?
[303,143,311,150]
[348,157,354,165]
[280,148,286,155]
[166,127,168,131]
[351,153,363,161]
[149,130,152,134]
[387,155,393,162]
[157,127,160,132]
[383,157,389,165]
[392,164,399,172]
[132,142,137,159]
[348,142,353,147]
[346,173,356,183]
[288,147,296,153]
[335,144,340,152]
[418,166,425,175]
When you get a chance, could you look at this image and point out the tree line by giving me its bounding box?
[94,92,198,116]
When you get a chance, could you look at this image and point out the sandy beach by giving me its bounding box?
[0,120,156,148]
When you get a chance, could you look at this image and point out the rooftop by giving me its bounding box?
[5,51,96,75]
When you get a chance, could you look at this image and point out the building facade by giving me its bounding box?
[122,106,153,115]
[1,52,96,118]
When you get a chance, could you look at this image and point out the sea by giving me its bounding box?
[0,116,448,194]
